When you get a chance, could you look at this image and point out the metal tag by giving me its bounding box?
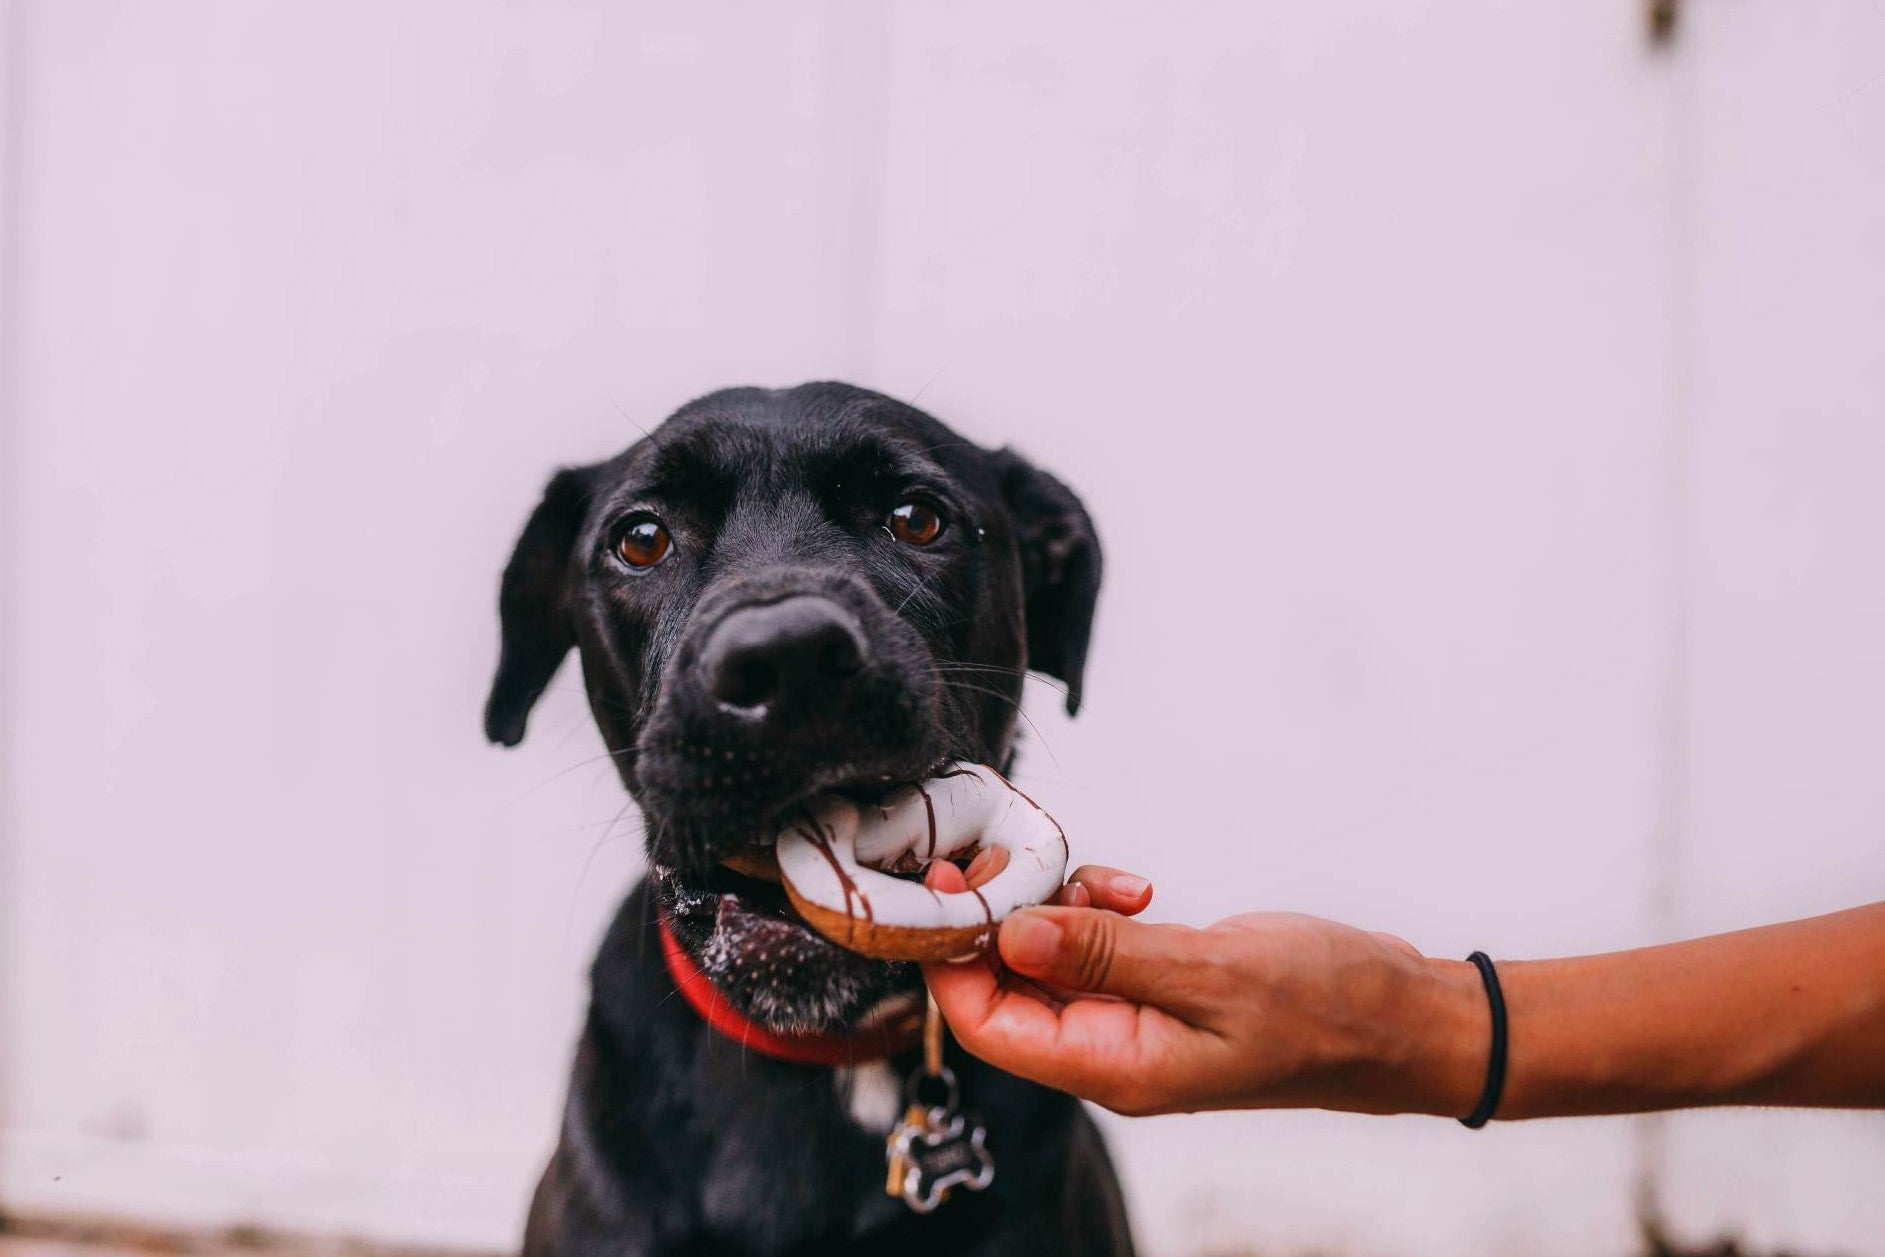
[884,1065,994,1214]
[893,1107,994,1213]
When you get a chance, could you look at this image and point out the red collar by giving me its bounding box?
[657,912,924,1067]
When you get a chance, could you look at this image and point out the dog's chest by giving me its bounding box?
[834,1061,902,1133]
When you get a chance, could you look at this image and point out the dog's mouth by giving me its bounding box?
[708,780,936,886]
[652,778,949,1033]
[656,857,800,935]
[658,779,946,934]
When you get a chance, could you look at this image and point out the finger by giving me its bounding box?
[931,855,1154,981]
[1064,865,1154,916]
[922,861,1016,969]
[922,955,1073,1034]
[1020,970,1128,1005]
[929,855,1139,917]
[1001,968,1071,1013]
[963,845,1010,888]
[926,954,1192,1109]
[1053,882,1093,908]
[997,906,1212,1014]
[922,954,1085,1033]
[921,953,1008,1031]
[923,860,969,893]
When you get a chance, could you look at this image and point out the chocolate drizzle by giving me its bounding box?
[988,766,1070,863]
[798,805,873,942]
[968,884,995,948]
[775,764,1069,958]
[915,784,939,859]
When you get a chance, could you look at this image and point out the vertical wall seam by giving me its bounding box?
[0,0,26,1182]
[839,2,895,385]
[1635,4,1704,1239]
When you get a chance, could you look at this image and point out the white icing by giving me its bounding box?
[774,765,1067,942]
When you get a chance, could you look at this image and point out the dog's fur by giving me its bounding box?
[487,382,1132,1255]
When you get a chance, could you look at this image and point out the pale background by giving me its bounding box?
[2,2,1883,1255]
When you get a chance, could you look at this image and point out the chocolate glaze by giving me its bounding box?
[968,884,996,949]
[787,767,1064,952]
[916,783,939,859]
[989,766,1070,863]
[798,806,873,941]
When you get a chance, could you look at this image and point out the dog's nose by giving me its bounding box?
[700,596,868,712]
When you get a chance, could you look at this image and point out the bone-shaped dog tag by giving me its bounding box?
[892,1106,994,1214]
[885,1063,996,1214]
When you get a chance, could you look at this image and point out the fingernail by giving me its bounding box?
[1004,912,1062,969]
[1062,883,1092,908]
[965,849,995,878]
[1109,874,1150,899]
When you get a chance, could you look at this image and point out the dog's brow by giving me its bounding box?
[802,433,946,488]
[637,435,741,503]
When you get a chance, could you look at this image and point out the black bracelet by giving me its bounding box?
[1459,951,1507,1129]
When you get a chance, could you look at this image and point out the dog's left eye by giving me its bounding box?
[887,500,945,546]
[614,517,673,569]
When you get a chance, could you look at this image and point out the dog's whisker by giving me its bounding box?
[522,811,655,843]
[643,925,710,1016]
[905,365,947,408]
[936,677,1066,777]
[877,565,962,639]
[934,661,1070,698]
[891,565,946,618]
[564,800,643,956]
[609,391,673,456]
[500,744,639,812]
[535,675,637,721]
[936,676,1026,708]
[635,866,653,965]
[909,437,983,457]
[543,743,638,780]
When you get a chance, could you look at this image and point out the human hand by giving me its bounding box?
[921,860,1485,1118]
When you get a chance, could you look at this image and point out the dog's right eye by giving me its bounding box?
[887,500,945,547]
[614,517,673,570]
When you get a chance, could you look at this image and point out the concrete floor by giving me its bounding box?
[0,1215,1807,1257]
[0,1219,499,1257]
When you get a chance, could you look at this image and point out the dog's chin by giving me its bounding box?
[652,862,920,1035]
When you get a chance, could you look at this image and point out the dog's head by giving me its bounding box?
[485,382,1099,1031]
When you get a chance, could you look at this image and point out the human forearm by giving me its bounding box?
[1445,903,1885,1120]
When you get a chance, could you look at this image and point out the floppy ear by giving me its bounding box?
[991,448,1103,716]
[484,466,596,747]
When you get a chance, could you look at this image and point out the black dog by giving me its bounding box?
[486,382,1133,1256]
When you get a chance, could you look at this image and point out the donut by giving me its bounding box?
[719,845,784,883]
[774,765,1069,961]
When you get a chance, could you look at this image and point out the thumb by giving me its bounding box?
[999,906,1205,1011]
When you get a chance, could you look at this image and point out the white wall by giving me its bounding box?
[2,3,1881,1254]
